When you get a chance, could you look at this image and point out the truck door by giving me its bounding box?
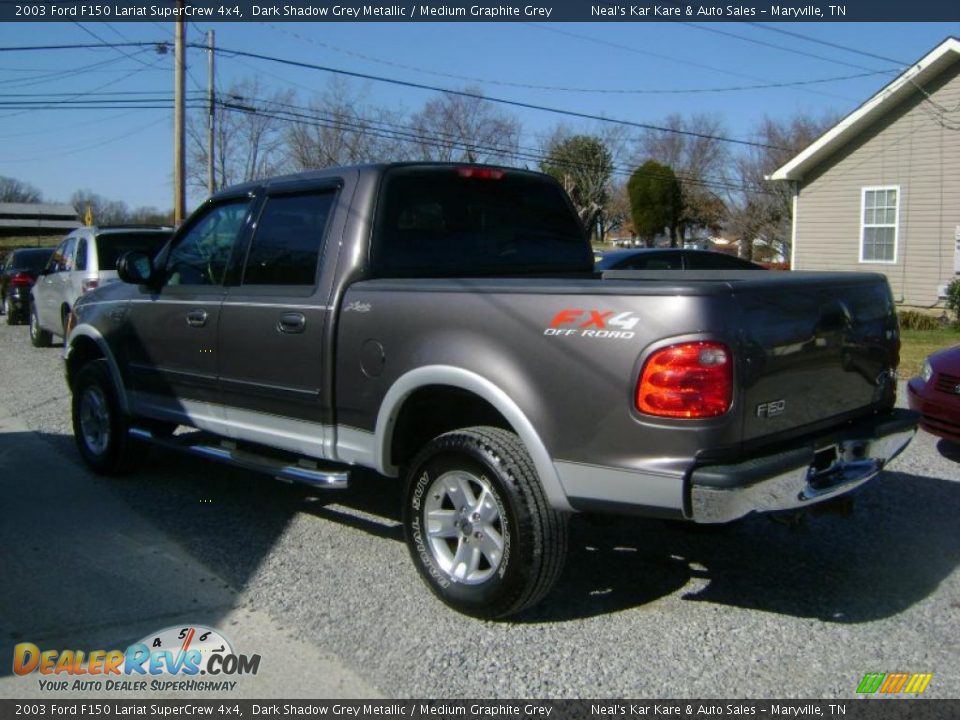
[216,182,341,458]
[124,197,254,421]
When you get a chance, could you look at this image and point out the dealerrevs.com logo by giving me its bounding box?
[12,625,260,692]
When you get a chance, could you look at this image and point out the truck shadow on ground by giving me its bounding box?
[24,432,960,627]
[520,468,960,624]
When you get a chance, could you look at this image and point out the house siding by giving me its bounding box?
[794,60,960,307]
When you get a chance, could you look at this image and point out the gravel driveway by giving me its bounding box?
[1,320,958,698]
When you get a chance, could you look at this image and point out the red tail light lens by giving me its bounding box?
[81,279,99,293]
[637,342,733,418]
[9,272,33,287]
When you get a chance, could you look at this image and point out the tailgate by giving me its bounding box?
[733,272,899,444]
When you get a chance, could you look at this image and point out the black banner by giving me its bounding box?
[1,0,959,22]
[0,700,957,720]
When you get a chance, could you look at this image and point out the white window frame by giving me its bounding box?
[859,185,900,264]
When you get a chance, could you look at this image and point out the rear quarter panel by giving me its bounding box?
[335,278,741,474]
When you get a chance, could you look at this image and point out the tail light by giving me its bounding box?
[9,272,33,287]
[81,278,100,294]
[636,341,733,418]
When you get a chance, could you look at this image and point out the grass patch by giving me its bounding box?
[899,326,960,378]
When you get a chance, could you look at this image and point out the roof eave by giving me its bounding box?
[769,37,960,183]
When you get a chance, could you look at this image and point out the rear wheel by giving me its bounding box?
[72,360,138,474]
[403,426,567,618]
[29,305,52,347]
[4,297,17,325]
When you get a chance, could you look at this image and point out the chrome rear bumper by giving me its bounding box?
[689,410,918,524]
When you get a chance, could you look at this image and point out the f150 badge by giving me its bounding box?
[756,400,786,418]
[544,309,639,339]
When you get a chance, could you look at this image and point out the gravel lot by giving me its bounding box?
[1,319,958,698]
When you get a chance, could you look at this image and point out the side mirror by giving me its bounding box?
[117,251,156,286]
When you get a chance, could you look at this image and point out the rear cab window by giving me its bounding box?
[371,166,591,277]
[241,190,337,286]
[96,231,172,272]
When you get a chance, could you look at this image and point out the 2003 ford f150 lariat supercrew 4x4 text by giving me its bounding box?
[64,163,918,617]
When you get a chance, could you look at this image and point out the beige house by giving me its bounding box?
[771,37,960,308]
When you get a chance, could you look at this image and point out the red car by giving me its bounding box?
[907,345,960,444]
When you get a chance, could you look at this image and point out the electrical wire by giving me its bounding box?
[263,22,887,96]
[202,42,784,150]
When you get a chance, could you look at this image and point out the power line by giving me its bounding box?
[218,99,772,196]
[525,23,860,103]
[682,23,898,75]
[745,24,910,66]
[263,22,884,96]
[202,42,784,150]
[71,22,159,70]
[3,116,169,164]
[226,89,757,191]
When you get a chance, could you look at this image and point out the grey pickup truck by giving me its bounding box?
[65,163,917,617]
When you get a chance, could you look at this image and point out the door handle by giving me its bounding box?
[186,309,208,328]
[278,312,306,334]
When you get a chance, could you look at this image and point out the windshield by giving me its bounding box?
[371,166,591,277]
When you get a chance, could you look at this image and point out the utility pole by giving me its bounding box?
[173,2,186,225]
[207,29,215,196]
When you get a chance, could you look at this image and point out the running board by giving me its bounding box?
[129,427,349,489]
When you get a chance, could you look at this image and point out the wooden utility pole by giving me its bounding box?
[173,4,186,224]
[207,29,215,196]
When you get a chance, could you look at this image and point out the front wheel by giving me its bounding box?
[403,426,567,618]
[29,305,52,347]
[71,360,137,474]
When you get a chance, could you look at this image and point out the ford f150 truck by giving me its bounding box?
[64,163,918,618]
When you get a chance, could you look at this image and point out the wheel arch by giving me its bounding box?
[65,326,130,414]
[375,365,572,512]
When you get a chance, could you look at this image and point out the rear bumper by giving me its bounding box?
[688,409,918,524]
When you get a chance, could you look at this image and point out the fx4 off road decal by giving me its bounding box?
[544,309,639,339]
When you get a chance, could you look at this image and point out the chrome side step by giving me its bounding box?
[129,428,349,489]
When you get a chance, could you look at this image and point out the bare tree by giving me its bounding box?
[602,180,633,241]
[187,78,293,194]
[409,88,520,165]
[71,190,130,226]
[636,114,730,245]
[727,113,836,262]
[286,78,408,169]
[0,176,42,203]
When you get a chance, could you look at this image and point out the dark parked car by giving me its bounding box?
[596,248,766,272]
[0,247,56,325]
[907,345,960,445]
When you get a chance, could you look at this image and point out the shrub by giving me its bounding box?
[946,278,960,328]
[898,310,942,331]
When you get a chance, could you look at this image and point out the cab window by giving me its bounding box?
[242,190,337,286]
[165,199,252,286]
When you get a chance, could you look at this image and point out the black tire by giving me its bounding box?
[403,426,567,618]
[71,359,137,475]
[29,304,52,347]
[4,296,18,325]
